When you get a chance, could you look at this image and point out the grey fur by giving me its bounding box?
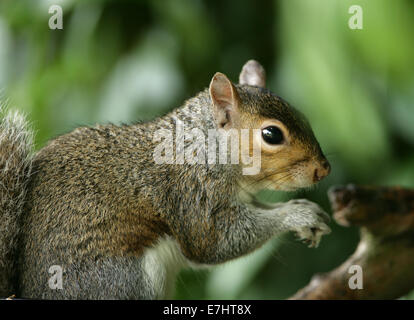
[0,104,33,296]
[0,62,330,299]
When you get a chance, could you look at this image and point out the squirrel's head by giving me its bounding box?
[209,60,330,192]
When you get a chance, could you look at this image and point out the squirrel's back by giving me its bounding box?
[17,122,175,298]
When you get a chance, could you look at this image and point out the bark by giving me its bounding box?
[290,184,414,300]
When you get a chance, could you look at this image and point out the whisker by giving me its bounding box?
[239,163,294,187]
[238,158,307,191]
[260,172,295,193]
[238,170,294,196]
[252,172,296,204]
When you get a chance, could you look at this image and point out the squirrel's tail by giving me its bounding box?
[0,103,34,297]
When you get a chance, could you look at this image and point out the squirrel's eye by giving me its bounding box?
[262,126,284,145]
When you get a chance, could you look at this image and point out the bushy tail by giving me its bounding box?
[0,104,34,297]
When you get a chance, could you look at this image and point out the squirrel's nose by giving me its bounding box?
[313,159,331,182]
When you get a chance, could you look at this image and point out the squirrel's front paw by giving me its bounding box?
[284,199,331,248]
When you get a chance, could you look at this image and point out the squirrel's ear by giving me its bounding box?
[209,72,240,129]
[239,60,266,88]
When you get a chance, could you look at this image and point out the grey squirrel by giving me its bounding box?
[0,60,331,299]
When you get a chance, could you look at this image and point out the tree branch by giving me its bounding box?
[290,184,414,300]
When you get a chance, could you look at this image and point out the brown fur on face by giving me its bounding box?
[234,85,330,193]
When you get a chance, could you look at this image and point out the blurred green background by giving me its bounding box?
[1,0,413,299]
